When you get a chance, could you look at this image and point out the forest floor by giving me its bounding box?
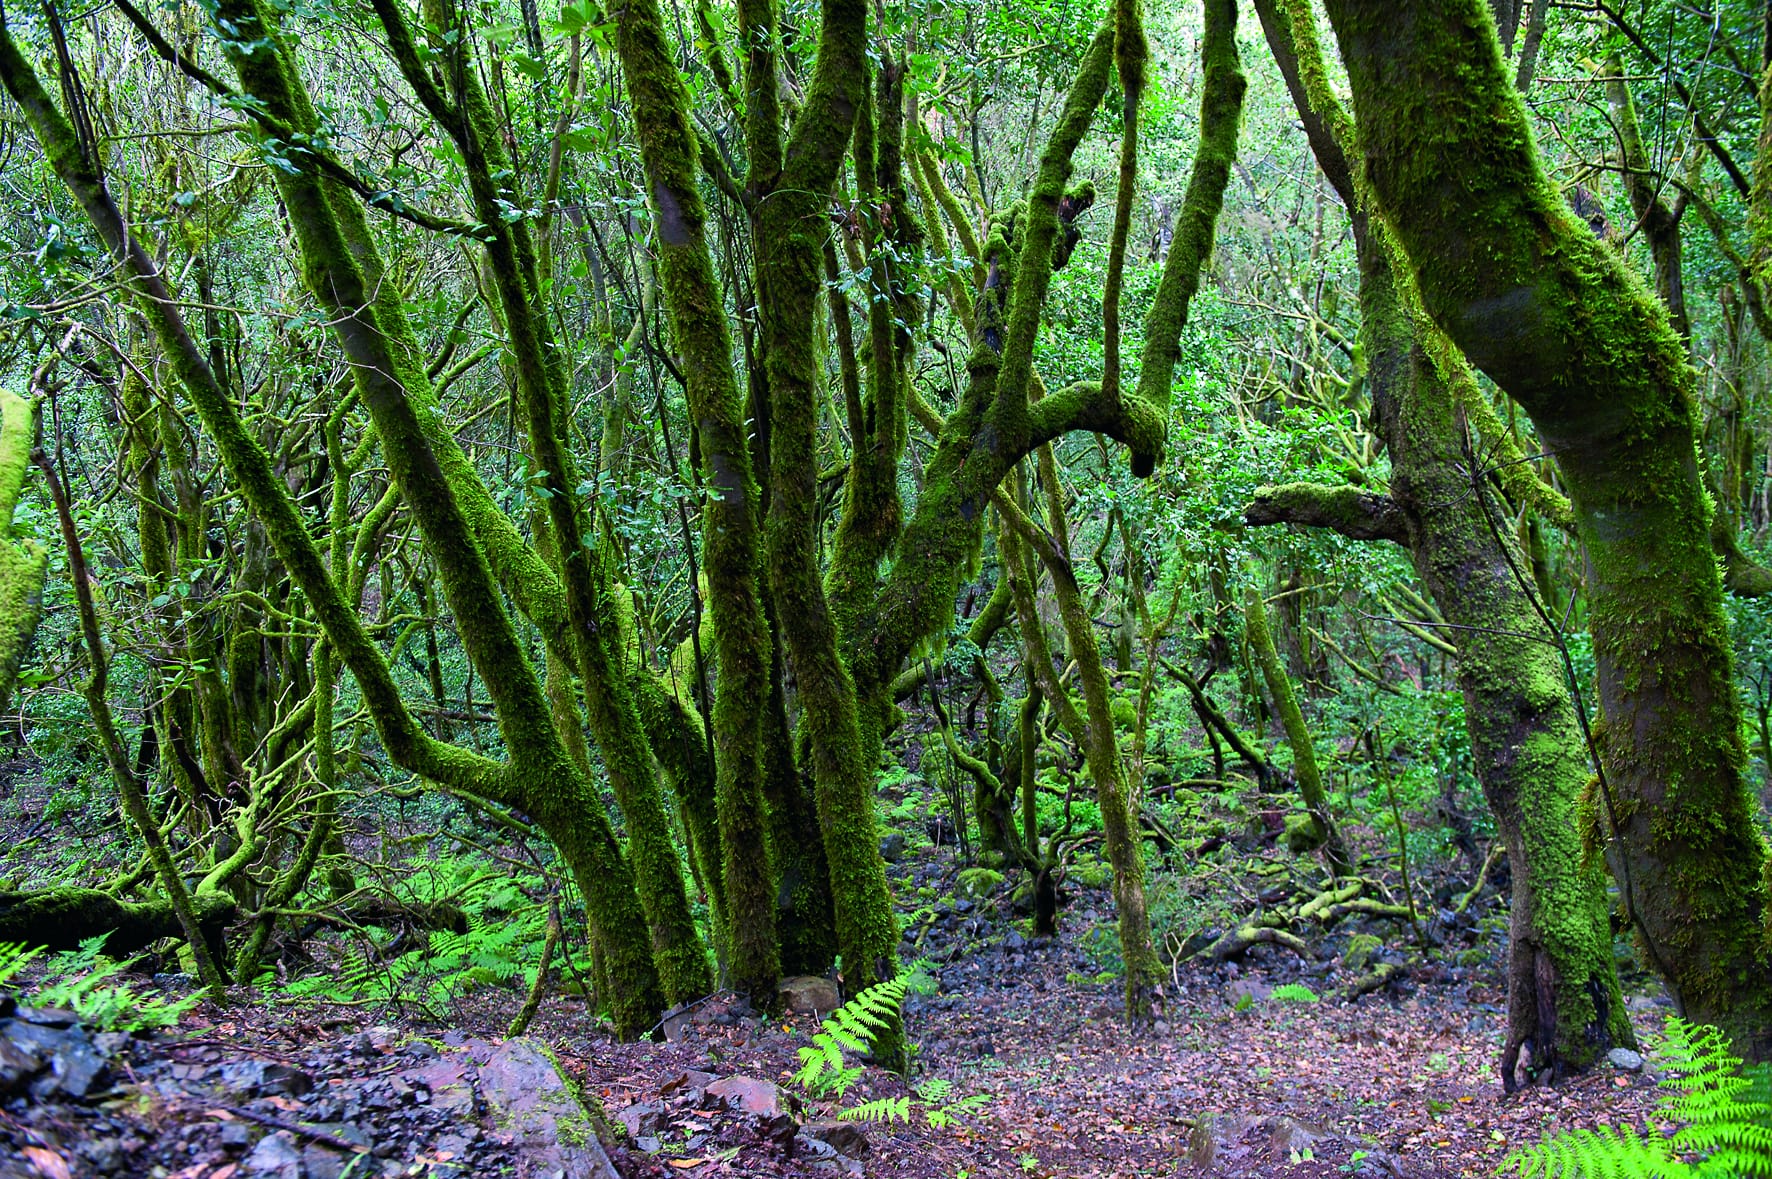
[0,759,1678,1179]
[0,836,1673,1179]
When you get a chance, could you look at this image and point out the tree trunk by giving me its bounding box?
[1321,0,1772,1059]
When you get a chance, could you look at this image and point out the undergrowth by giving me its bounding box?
[280,852,564,1014]
[0,937,200,1031]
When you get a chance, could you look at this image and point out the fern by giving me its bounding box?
[789,975,988,1131]
[1506,1017,1772,1179]
[3,936,200,1032]
[792,976,908,1099]
[838,1095,912,1124]
[0,941,42,990]
[278,852,551,1011]
[1270,983,1319,1004]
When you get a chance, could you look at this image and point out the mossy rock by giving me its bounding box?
[1110,696,1138,728]
[1282,812,1325,854]
[1070,856,1112,889]
[957,867,1006,899]
[1342,932,1383,972]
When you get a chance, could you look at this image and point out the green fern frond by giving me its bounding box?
[1506,1017,1772,1179]
[925,1092,990,1130]
[1505,1125,1682,1179]
[916,1078,954,1103]
[0,942,42,989]
[837,1096,911,1124]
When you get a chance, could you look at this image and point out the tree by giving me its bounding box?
[1319,0,1772,1059]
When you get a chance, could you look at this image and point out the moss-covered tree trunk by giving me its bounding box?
[1251,0,1633,1079]
[1320,0,1772,1059]
[747,0,902,1006]
[1242,581,1352,877]
[610,0,779,1005]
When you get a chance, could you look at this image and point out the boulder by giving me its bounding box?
[1341,933,1383,973]
[242,1130,303,1179]
[1282,813,1325,854]
[477,1036,620,1179]
[615,1100,666,1138]
[778,976,841,1015]
[705,1075,792,1119]
[801,1119,870,1158]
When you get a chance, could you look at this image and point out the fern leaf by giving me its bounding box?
[837,1096,910,1124]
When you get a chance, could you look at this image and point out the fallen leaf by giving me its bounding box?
[22,1148,70,1179]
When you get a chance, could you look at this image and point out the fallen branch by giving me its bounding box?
[1339,960,1405,1001]
[0,888,234,956]
[1206,922,1314,962]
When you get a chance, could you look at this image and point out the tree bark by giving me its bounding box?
[1320,0,1772,1059]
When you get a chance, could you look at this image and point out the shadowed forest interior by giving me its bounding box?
[0,0,1769,1175]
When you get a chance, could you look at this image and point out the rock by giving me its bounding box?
[615,1100,666,1138]
[364,1026,402,1051]
[477,1036,620,1179]
[0,1035,42,1094]
[91,1032,131,1057]
[1267,1116,1325,1159]
[1282,813,1325,853]
[219,1121,252,1152]
[14,1006,78,1029]
[217,1060,314,1100]
[1188,1114,1253,1171]
[659,1002,698,1043]
[801,1119,870,1158]
[1002,930,1028,952]
[242,1130,304,1179]
[299,1127,371,1179]
[633,1135,661,1154]
[1226,979,1271,1005]
[77,1136,123,1174]
[811,1160,865,1178]
[879,832,907,862]
[4,1018,67,1058]
[658,1069,715,1103]
[705,1075,792,1120]
[402,1057,477,1118]
[778,976,841,1015]
[50,1034,109,1099]
[1607,1047,1645,1072]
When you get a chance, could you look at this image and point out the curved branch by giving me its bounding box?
[1243,481,1410,544]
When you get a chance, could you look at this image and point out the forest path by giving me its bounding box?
[557,920,1665,1179]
